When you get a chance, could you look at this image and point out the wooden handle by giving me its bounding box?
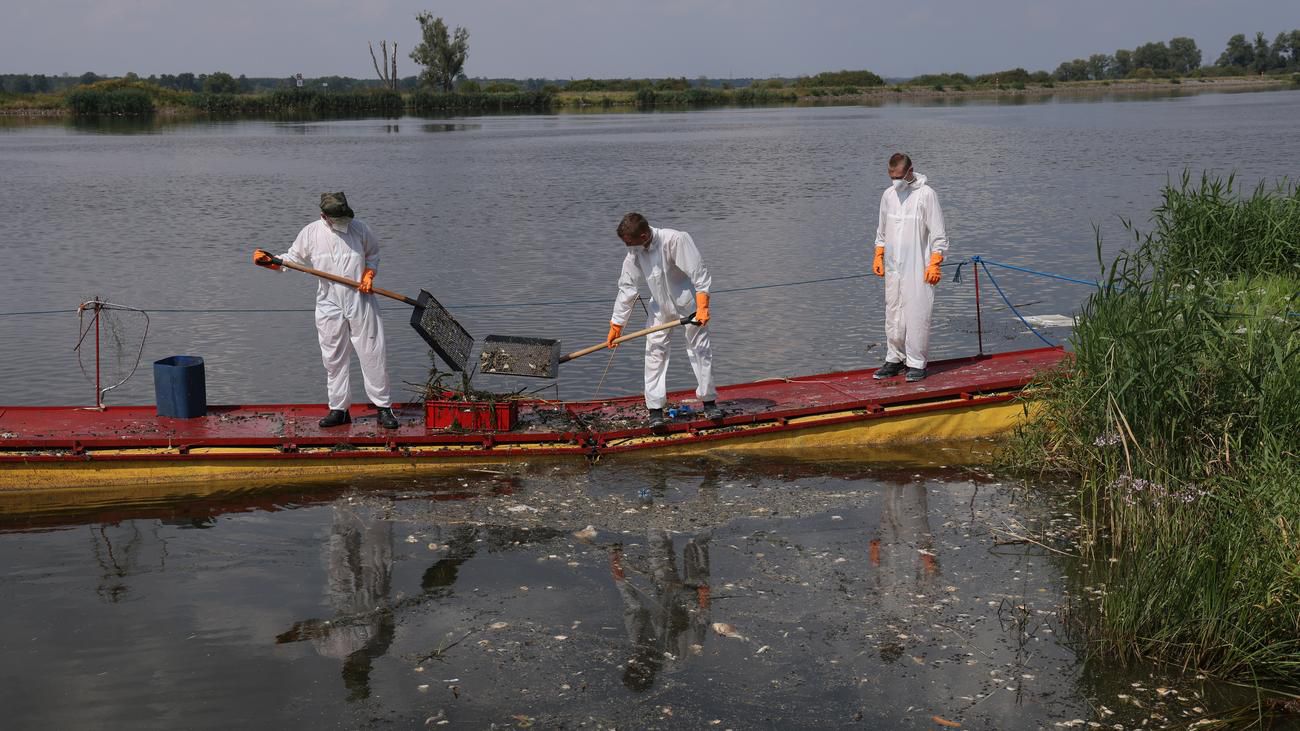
[559,316,694,363]
[269,258,417,306]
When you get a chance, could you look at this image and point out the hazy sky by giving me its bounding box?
[4,0,1296,80]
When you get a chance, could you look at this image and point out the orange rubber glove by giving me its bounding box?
[359,268,376,294]
[924,252,943,285]
[872,246,885,277]
[694,291,710,326]
[252,249,281,270]
[606,322,624,349]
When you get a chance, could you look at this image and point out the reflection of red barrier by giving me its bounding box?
[921,552,937,575]
[697,584,711,609]
[425,399,518,431]
[869,538,881,566]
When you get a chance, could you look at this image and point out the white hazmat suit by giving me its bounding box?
[611,227,716,410]
[874,173,949,369]
[278,218,392,411]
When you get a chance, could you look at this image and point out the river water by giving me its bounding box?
[2,89,1299,728]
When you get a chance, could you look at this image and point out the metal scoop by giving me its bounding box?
[479,313,698,379]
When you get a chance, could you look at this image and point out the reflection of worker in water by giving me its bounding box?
[609,529,712,692]
[277,502,395,701]
[869,482,939,620]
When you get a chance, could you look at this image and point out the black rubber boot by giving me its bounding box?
[647,408,667,429]
[703,401,723,419]
[376,407,400,430]
[906,367,928,382]
[318,409,351,428]
[873,361,907,379]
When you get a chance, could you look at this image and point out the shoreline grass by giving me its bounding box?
[1006,174,1300,690]
[0,75,1289,117]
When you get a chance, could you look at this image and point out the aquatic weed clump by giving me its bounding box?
[1007,174,1300,685]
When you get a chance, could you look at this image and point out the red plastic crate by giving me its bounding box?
[425,399,518,432]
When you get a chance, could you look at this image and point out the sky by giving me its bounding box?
[3,0,1297,81]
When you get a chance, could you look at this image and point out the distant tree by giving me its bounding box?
[798,69,884,87]
[1112,49,1133,78]
[238,74,252,93]
[1132,41,1171,72]
[1054,59,1089,82]
[655,77,690,90]
[1167,37,1201,75]
[484,81,518,92]
[125,71,140,81]
[1217,33,1254,68]
[458,78,481,92]
[974,67,1032,85]
[12,76,33,93]
[1287,30,1300,70]
[79,72,100,86]
[410,12,469,92]
[176,72,198,92]
[1086,54,1113,80]
[1251,32,1272,72]
[369,40,399,90]
[204,71,239,94]
[31,74,49,92]
[1272,32,1293,70]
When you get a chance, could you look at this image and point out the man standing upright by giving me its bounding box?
[871,153,949,382]
[608,212,720,428]
[253,192,399,429]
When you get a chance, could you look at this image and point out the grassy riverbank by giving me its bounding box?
[1,75,1292,117]
[1008,175,1300,692]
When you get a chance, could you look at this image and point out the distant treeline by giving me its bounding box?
[2,68,892,98]
[1052,28,1300,81]
[59,80,555,116]
[4,26,1298,100]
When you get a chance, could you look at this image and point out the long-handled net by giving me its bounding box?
[74,298,150,409]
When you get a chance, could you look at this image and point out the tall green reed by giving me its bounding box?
[1008,174,1300,683]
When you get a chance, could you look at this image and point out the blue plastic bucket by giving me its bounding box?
[153,355,207,418]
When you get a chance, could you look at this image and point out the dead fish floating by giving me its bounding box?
[711,622,747,641]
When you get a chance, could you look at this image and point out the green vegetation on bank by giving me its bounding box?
[1052,27,1299,81]
[1008,175,1300,687]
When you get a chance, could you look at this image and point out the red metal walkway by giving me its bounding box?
[0,348,1065,453]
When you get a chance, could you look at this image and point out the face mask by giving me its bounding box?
[328,216,352,233]
[891,178,908,193]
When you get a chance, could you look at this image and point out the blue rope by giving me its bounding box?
[977,259,1057,347]
[977,258,1099,288]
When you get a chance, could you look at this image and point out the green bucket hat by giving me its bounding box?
[319,191,355,218]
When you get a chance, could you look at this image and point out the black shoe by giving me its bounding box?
[376,407,400,429]
[318,409,351,428]
[873,361,906,379]
[906,367,928,382]
[702,401,723,419]
[647,408,667,429]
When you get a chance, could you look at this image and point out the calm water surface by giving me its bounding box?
[0,458,1218,730]
[3,91,1298,728]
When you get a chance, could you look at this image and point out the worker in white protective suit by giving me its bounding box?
[607,212,721,428]
[253,192,399,429]
[871,153,949,382]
